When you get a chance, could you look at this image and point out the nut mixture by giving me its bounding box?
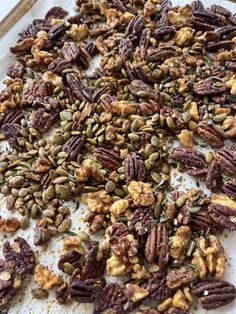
[0,0,236,313]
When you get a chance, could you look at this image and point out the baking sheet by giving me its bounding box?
[0,0,236,313]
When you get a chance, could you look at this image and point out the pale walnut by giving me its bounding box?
[178,130,193,148]
[34,265,63,290]
[95,36,109,54]
[111,100,138,117]
[0,216,20,233]
[63,236,85,255]
[81,190,113,213]
[121,12,134,23]
[75,165,105,183]
[168,5,193,25]
[226,76,236,95]
[169,226,191,264]
[223,116,236,137]
[131,264,150,280]
[175,27,194,47]
[10,37,35,53]
[128,181,155,206]
[33,157,52,173]
[192,235,225,280]
[106,253,129,276]
[106,9,120,29]
[28,48,54,69]
[158,287,193,312]
[188,102,199,122]
[110,199,129,223]
[68,24,89,42]
[125,284,149,302]
[42,71,63,88]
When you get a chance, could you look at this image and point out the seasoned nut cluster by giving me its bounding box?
[1,0,236,313]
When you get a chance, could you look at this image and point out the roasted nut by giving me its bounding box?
[63,236,85,255]
[125,283,149,302]
[222,179,236,200]
[55,283,69,305]
[158,287,193,312]
[128,181,155,206]
[189,210,221,233]
[81,190,113,214]
[168,5,193,25]
[69,279,101,303]
[62,135,85,161]
[145,223,169,268]
[58,250,81,273]
[192,280,236,310]
[34,264,63,290]
[171,147,205,168]
[216,147,236,175]
[75,165,105,183]
[169,226,191,264]
[0,217,20,233]
[93,147,120,171]
[166,267,198,289]
[146,270,172,303]
[32,108,57,133]
[32,288,49,299]
[197,122,227,148]
[191,235,225,279]
[205,160,223,191]
[128,207,153,236]
[193,78,227,96]
[124,153,146,181]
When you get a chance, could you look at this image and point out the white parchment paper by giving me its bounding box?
[0,0,236,313]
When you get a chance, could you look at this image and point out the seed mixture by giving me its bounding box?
[0,0,236,313]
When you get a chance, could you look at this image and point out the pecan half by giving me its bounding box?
[94,283,126,314]
[124,153,146,181]
[166,267,198,289]
[192,280,236,310]
[209,203,236,230]
[48,58,70,74]
[69,279,101,303]
[153,26,176,39]
[32,108,57,133]
[145,223,169,268]
[21,80,51,106]
[125,15,145,36]
[3,237,35,275]
[62,135,85,161]
[66,73,90,101]
[48,23,66,40]
[171,147,205,168]
[108,222,129,245]
[119,36,134,62]
[148,47,176,62]
[7,63,25,78]
[222,179,236,200]
[193,77,227,95]
[210,5,231,17]
[217,148,236,175]
[206,41,235,52]
[0,286,18,312]
[93,147,120,171]
[1,124,21,150]
[128,207,153,236]
[128,80,162,105]
[131,132,152,149]
[146,270,172,303]
[0,110,24,127]
[58,250,81,273]
[33,226,52,246]
[197,122,227,148]
[189,210,221,233]
[81,243,107,280]
[45,6,68,20]
[55,282,69,305]
[205,160,223,191]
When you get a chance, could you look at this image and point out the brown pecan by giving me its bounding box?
[131,132,152,149]
[166,267,198,289]
[128,80,163,105]
[193,10,221,26]
[21,80,51,106]
[45,6,68,20]
[139,102,159,116]
[191,1,204,11]
[153,26,176,39]
[124,153,146,181]
[58,250,81,273]
[205,160,223,191]
[161,0,172,12]
[139,28,151,60]
[1,124,21,150]
[0,110,24,127]
[125,62,148,82]
[3,237,35,275]
[206,40,235,52]
[66,73,90,101]
[217,26,236,37]
[204,31,220,42]
[192,280,236,310]
[128,207,153,236]
[125,15,145,36]
[62,135,85,161]
[108,222,129,245]
[40,173,52,189]
[189,210,221,233]
[10,37,34,54]
[145,223,169,268]
[62,42,79,62]
[148,47,176,62]
[209,203,236,230]
[192,18,215,31]
[0,286,18,312]
[210,5,231,17]
[193,77,226,95]
[171,147,205,168]
[94,283,126,314]
[31,108,57,133]
[33,226,52,246]
[7,63,25,78]
[69,279,101,303]
[225,61,236,71]
[48,22,65,40]
[197,121,227,148]
[48,58,70,74]
[146,270,172,303]
[93,147,120,171]
[119,36,134,62]
[81,243,107,280]
[55,283,69,305]
[217,148,236,175]
[222,179,236,200]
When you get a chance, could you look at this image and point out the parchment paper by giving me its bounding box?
[0,0,236,313]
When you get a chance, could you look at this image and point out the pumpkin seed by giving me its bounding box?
[58,218,71,233]
[20,216,29,230]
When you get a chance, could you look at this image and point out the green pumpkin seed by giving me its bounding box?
[20,216,29,230]
[32,288,49,299]
[213,113,227,123]
[58,218,72,233]
[175,195,188,208]
[42,209,55,218]
[105,181,116,193]
[63,262,74,275]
